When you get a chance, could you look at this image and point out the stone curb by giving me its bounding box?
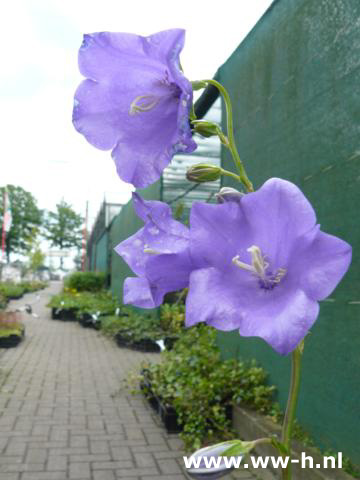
[232,406,354,480]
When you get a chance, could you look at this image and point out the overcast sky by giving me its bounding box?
[1,0,273,230]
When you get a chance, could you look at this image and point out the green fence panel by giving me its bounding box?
[217,0,360,463]
[94,231,108,273]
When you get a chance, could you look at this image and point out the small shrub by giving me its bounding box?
[0,283,25,300]
[20,281,47,292]
[65,272,105,292]
[160,303,185,335]
[101,310,163,342]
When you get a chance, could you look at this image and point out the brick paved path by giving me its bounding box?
[0,283,269,480]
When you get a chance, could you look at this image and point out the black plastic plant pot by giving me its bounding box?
[78,314,94,328]
[139,378,159,413]
[134,338,161,353]
[115,331,131,347]
[61,308,78,321]
[51,307,62,320]
[0,334,24,348]
[164,336,178,351]
[159,401,182,434]
[225,404,233,421]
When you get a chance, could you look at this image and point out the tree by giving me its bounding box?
[28,245,46,273]
[44,201,83,269]
[0,185,43,262]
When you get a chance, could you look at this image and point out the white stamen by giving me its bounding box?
[143,247,161,255]
[129,95,160,115]
[232,245,286,288]
[232,255,255,273]
[246,245,269,278]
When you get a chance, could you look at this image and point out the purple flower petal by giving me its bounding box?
[292,227,352,301]
[146,250,194,293]
[115,194,191,307]
[186,267,245,331]
[190,201,252,270]
[132,193,189,239]
[240,178,317,266]
[123,277,164,308]
[238,288,319,355]
[73,29,197,188]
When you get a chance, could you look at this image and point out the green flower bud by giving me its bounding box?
[192,120,220,138]
[186,163,222,183]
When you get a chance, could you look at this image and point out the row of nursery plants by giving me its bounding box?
[0,280,48,308]
[101,303,185,352]
[49,272,185,351]
[48,289,118,327]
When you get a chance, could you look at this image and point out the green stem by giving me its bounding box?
[204,79,253,192]
[220,169,242,183]
[280,345,303,480]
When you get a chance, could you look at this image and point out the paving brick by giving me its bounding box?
[21,472,67,480]
[134,453,156,468]
[5,441,27,456]
[69,462,91,479]
[92,461,134,470]
[70,436,88,448]
[47,455,68,471]
[116,468,159,477]
[0,474,20,480]
[70,454,112,463]
[141,476,186,480]
[25,449,48,464]
[93,471,116,480]
[3,463,45,473]
[157,459,182,474]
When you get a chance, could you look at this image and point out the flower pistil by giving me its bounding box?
[129,95,160,115]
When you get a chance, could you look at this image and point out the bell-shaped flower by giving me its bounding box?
[186,178,352,355]
[114,193,193,308]
[73,29,197,188]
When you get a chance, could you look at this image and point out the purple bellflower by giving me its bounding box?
[186,178,352,355]
[73,29,197,188]
[114,193,193,308]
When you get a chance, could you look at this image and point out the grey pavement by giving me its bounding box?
[0,283,269,480]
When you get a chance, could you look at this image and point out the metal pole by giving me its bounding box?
[1,189,7,260]
[82,201,88,271]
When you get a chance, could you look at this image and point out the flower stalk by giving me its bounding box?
[280,344,303,480]
[194,79,254,192]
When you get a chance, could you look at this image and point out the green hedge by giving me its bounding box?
[65,272,106,292]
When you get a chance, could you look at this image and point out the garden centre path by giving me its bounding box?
[0,283,273,480]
